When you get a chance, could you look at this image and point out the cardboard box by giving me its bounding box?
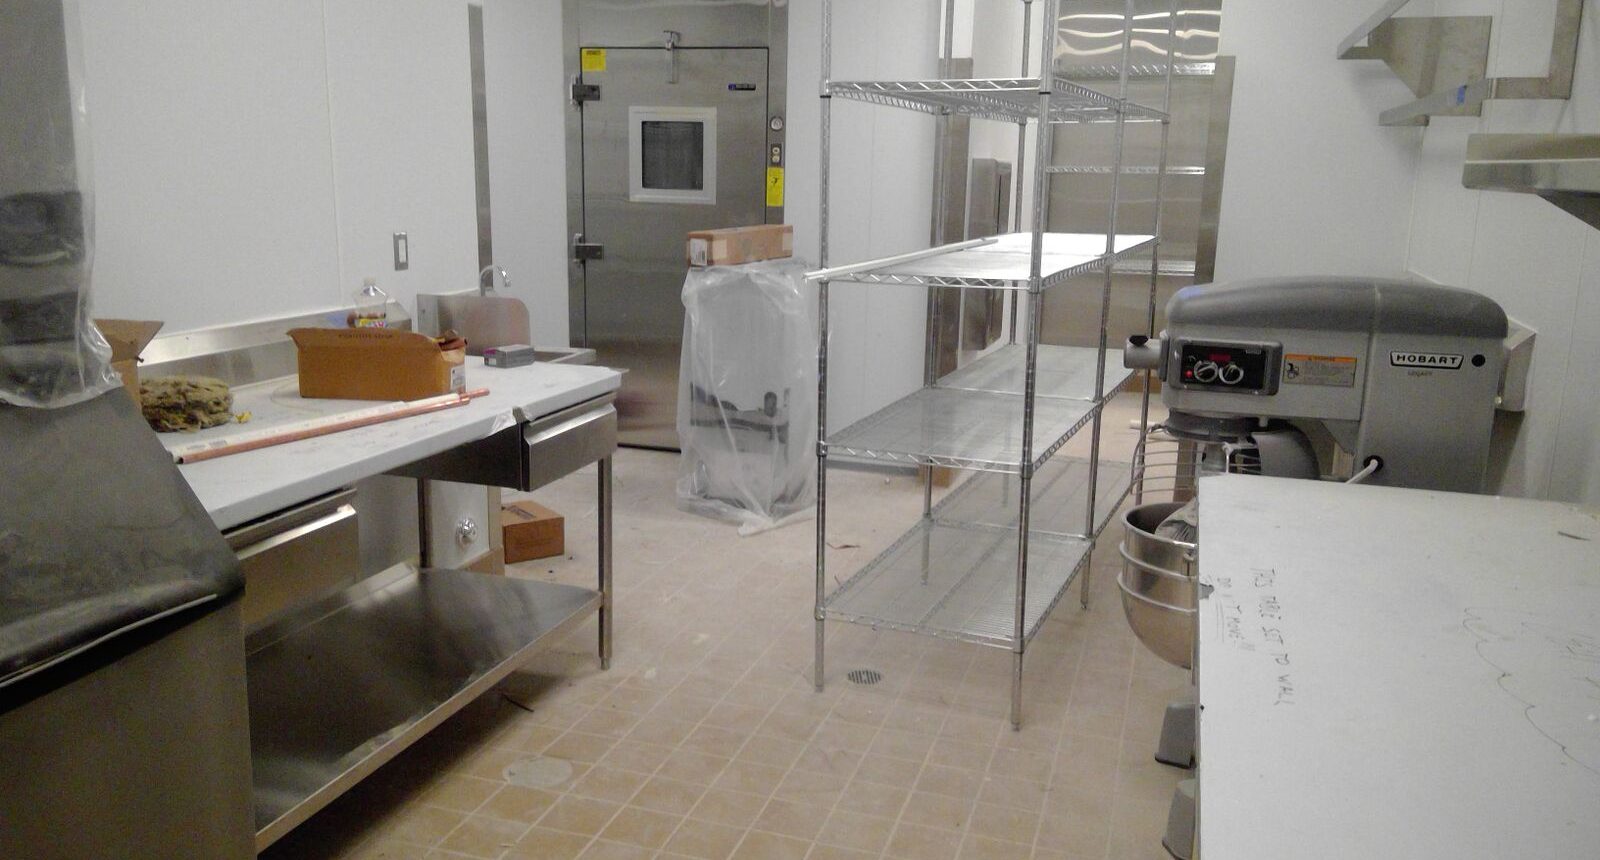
[503,501,564,563]
[289,327,466,401]
[94,319,164,400]
[686,224,794,268]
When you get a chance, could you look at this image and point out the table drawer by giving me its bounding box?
[226,490,359,631]
[388,393,617,491]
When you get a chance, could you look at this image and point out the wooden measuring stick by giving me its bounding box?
[173,388,490,464]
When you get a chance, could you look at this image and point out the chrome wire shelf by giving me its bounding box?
[1055,61,1217,80]
[934,455,1135,540]
[813,0,1178,729]
[809,231,1155,290]
[821,455,1134,647]
[939,343,1130,400]
[1114,257,1195,277]
[1046,165,1205,175]
[825,345,1134,472]
[827,77,1169,124]
[825,388,1100,473]
[820,518,1092,647]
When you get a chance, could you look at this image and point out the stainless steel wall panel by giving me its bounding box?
[1044,2,1230,350]
[1056,0,1220,71]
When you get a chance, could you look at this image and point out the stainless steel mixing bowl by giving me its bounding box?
[1119,501,1198,669]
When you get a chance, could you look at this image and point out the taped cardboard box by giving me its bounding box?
[93,319,163,400]
[686,224,793,268]
[289,327,466,401]
[503,500,564,563]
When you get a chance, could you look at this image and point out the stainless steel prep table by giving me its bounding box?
[1195,474,1600,859]
[165,357,622,851]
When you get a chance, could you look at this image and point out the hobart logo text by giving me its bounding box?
[1389,351,1462,369]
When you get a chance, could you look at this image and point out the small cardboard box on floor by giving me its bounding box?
[94,319,164,400]
[686,224,793,268]
[503,501,564,563]
[289,327,466,401]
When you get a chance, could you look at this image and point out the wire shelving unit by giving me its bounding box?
[810,0,1178,728]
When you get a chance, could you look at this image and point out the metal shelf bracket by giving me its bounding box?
[1339,0,1582,128]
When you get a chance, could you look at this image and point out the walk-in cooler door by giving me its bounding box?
[572,46,770,449]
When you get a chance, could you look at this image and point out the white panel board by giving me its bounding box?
[1197,474,1600,858]
[80,0,342,331]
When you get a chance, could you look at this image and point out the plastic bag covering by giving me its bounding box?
[677,258,818,535]
[0,0,120,408]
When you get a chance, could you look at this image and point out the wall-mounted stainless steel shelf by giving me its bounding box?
[1336,0,1415,59]
[1463,133,1600,230]
[827,77,1169,124]
[1340,0,1581,127]
[806,231,1155,290]
[820,518,1092,647]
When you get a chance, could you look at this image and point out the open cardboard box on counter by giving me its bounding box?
[94,319,164,400]
[289,327,466,401]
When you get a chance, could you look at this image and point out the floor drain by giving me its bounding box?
[503,756,573,789]
[847,668,883,686]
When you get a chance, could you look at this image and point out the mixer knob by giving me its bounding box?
[1192,360,1219,383]
[1219,363,1245,385]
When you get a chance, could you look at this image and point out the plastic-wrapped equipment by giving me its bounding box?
[677,258,817,534]
[0,0,121,408]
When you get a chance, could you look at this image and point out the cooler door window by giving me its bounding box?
[628,106,717,204]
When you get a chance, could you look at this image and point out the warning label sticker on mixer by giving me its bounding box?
[1282,354,1357,387]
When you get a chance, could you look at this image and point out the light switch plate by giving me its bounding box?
[393,232,409,270]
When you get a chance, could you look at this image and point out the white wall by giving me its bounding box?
[80,0,484,334]
[323,0,479,308]
[81,0,345,331]
[1212,2,1424,281]
[787,0,941,428]
[481,0,571,346]
[1403,0,1600,503]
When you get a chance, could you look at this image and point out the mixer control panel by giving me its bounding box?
[1172,340,1279,394]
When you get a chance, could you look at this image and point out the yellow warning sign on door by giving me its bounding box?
[766,166,785,207]
[580,48,606,73]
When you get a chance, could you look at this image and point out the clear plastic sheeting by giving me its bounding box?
[0,0,120,408]
[677,258,817,535]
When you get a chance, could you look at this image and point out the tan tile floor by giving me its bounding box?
[260,400,1188,860]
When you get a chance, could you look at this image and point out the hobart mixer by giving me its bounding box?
[1117,277,1510,859]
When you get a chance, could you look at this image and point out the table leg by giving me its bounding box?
[416,479,432,568]
[598,455,613,670]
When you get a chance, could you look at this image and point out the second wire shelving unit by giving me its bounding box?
[810,0,1178,728]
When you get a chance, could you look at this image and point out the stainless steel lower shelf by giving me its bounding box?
[821,520,1092,648]
[246,565,600,851]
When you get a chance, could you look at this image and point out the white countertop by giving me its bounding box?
[1196,474,1600,859]
[169,358,621,531]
